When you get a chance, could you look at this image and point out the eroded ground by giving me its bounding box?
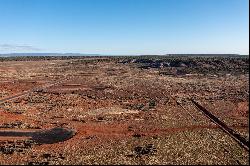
[0,56,249,165]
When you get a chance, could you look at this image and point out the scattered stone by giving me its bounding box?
[134,144,157,157]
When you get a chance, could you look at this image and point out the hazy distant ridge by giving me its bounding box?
[0,53,248,58]
[0,53,100,57]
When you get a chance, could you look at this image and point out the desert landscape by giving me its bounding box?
[0,55,248,165]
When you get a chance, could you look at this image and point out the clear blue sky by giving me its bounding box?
[0,0,249,55]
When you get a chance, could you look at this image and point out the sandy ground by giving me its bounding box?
[0,57,248,165]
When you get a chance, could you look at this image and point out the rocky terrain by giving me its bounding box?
[0,56,249,165]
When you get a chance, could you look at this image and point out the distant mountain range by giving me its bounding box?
[0,53,100,57]
[0,53,248,57]
[164,54,246,57]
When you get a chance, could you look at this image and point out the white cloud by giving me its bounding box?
[0,44,42,51]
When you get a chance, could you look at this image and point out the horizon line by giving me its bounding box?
[0,52,248,55]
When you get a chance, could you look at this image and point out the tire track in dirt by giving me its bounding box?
[0,77,69,105]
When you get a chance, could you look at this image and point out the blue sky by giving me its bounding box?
[0,0,249,55]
